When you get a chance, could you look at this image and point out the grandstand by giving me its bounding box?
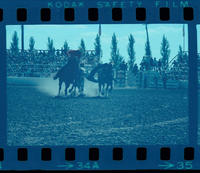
[7,49,191,89]
[7,49,99,77]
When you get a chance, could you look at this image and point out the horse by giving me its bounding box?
[53,56,81,96]
[87,63,114,97]
[68,67,85,97]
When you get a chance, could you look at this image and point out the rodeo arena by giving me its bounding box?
[7,27,192,145]
[7,47,191,145]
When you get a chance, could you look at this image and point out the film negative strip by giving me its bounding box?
[0,0,200,171]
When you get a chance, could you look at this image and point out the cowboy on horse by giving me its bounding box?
[53,50,85,96]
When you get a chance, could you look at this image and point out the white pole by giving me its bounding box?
[21,25,24,52]
[183,24,185,52]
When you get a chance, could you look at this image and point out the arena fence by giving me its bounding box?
[7,64,189,89]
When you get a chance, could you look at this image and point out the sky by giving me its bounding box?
[6,24,188,64]
[197,25,200,54]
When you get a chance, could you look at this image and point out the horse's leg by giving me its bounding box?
[79,79,84,96]
[65,82,70,96]
[106,83,109,97]
[73,82,78,96]
[73,86,77,97]
[98,83,101,97]
[69,83,74,93]
[109,81,113,92]
[58,80,62,96]
[102,83,105,96]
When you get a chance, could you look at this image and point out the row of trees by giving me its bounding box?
[10,31,102,59]
[112,33,187,72]
[10,31,186,72]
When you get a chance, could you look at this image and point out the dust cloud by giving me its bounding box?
[37,77,99,97]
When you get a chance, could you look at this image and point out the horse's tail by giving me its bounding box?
[86,75,98,83]
[86,65,102,83]
[54,64,68,80]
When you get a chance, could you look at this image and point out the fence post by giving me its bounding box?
[188,24,198,145]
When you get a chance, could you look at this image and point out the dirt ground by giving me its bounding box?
[7,86,188,146]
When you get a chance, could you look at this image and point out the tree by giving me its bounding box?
[94,34,102,62]
[47,37,55,55]
[177,45,184,64]
[145,38,152,58]
[10,31,19,54]
[143,25,152,71]
[29,36,35,51]
[118,55,124,69]
[145,25,152,58]
[160,35,170,70]
[177,45,188,66]
[63,41,70,53]
[79,39,86,56]
[127,34,135,71]
[110,33,123,70]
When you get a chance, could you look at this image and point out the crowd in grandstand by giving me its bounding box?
[7,49,189,82]
[7,49,84,77]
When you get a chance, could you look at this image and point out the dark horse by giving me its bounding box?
[87,63,114,97]
[53,56,81,96]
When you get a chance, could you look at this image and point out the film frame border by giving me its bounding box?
[0,0,199,170]
[0,7,195,22]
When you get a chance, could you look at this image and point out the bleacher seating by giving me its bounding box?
[7,49,191,89]
[7,49,98,77]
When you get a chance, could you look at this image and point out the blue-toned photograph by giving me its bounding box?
[6,24,189,145]
[197,25,200,144]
